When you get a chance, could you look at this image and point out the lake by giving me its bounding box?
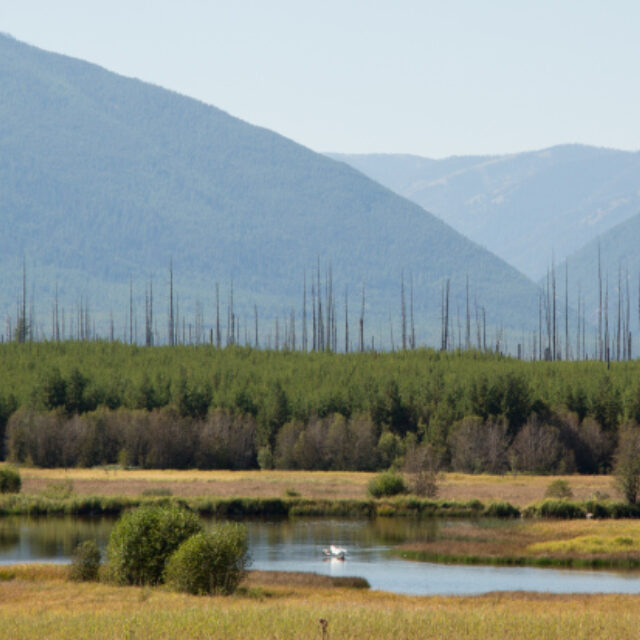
[2,515,640,596]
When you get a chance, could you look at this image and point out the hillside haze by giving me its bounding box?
[330,147,640,280]
[0,34,541,346]
[561,211,640,318]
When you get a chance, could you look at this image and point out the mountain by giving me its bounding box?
[0,34,541,347]
[561,211,640,325]
[330,147,640,280]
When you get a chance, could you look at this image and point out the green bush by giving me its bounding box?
[367,472,407,498]
[0,465,21,494]
[544,479,573,499]
[105,504,202,585]
[69,540,101,581]
[164,523,250,595]
[523,499,586,519]
[608,501,640,518]
[483,501,521,518]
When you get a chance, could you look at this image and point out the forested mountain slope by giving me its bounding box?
[331,147,640,281]
[0,34,541,345]
[562,211,640,319]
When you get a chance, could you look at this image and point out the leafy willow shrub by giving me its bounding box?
[367,472,406,498]
[164,523,250,595]
[544,479,573,499]
[483,501,521,518]
[105,504,202,585]
[523,499,586,519]
[608,501,640,518]
[69,540,101,581]
[0,465,21,494]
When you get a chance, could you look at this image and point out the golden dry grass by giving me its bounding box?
[19,468,373,500]
[400,519,640,566]
[18,468,618,505]
[0,564,639,639]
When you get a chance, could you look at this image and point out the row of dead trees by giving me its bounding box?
[5,253,640,361]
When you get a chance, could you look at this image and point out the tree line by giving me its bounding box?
[1,342,639,473]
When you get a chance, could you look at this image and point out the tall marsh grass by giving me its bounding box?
[1,571,639,639]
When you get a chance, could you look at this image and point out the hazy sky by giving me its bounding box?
[2,1,639,158]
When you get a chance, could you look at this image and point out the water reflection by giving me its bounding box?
[2,516,640,595]
[0,516,114,563]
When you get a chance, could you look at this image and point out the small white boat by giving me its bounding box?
[322,544,347,560]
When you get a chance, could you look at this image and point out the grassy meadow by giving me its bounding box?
[1,564,639,640]
[17,468,619,506]
[396,518,640,568]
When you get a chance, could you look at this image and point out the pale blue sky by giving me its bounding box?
[2,0,639,157]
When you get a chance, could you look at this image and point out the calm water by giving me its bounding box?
[2,516,640,596]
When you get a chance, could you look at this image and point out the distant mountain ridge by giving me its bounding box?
[561,211,640,320]
[0,34,542,346]
[330,146,640,280]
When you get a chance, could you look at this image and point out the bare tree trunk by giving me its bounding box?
[538,294,543,361]
[482,306,486,352]
[359,283,365,353]
[254,304,259,348]
[229,280,235,346]
[576,284,581,361]
[552,258,557,360]
[605,274,610,367]
[312,281,317,351]
[344,286,349,353]
[215,282,221,348]
[317,262,323,352]
[168,260,174,346]
[565,263,569,360]
[616,267,622,361]
[598,244,603,360]
[626,269,631,360]
[54,281,60,341]
[302,271,307,352]
[410,273,415,350]
[465,275,471,350]
[401,272,407,350]
[441,279,450,351]
[475,297,481,350]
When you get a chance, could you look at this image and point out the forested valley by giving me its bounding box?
[0,342,636,475]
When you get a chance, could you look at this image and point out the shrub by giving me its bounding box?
[164,523,250,595]
[544,479,573,499]
[614,424,640,504]
[523,499,587,519]
[403,444,440,497]
[483,501,521,518]
[257,446,274,470]
[40,479,74,499]
[367,472,406,498]
[69,540,101,581]
[105,504,202,585]
[0,465,21,494]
